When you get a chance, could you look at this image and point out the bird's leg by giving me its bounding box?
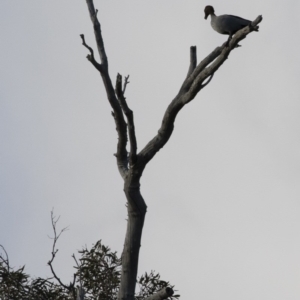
[225,34,232,47]
[223,35,241,48]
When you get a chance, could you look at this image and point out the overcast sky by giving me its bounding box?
[1,1,300,299]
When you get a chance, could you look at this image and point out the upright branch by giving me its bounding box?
[186,46,197,77]
[83,3,146,300]
[81,2,262,300]
[83,0,130,179]
[116,74,137,166]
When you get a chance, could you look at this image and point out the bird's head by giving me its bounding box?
[204,5,215,19]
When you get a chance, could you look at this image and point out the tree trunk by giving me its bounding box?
[82,2,262,300]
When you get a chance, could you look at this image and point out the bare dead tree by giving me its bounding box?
[81,2,262,300]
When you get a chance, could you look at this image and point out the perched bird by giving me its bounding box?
[204,5,258,44]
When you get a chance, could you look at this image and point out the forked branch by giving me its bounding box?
[139,15,263,166]
[82,1,130,179]
[81,2,262,300]
[47,210,75,295]
[80,34,102,72]
[85,1,108,68]
[116,74,137,166]
[123,75,130,94]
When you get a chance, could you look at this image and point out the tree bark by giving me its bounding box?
[82,2,262,300]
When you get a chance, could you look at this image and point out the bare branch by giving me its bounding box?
[79,34,94,61]
[47,262,70,291]
[183,16,263,103]
[80,34,102,72]
[116,74,137,165]
[186,46,197,78]
[83,0,129,179]
[144,287,174,300]
[85,0,108,68]
[123,75,130,95]
[181,45,223,93]
[139,15,263,166]
[47,210,72,292]
[0,245,10,271]
[251,16,262,29]
[72,254,80,269]
[201,73,214,88]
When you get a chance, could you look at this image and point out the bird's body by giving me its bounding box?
[210,14,252,35]
[204,6,258,43]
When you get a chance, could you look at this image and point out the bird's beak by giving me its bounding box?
[204,14,208,20]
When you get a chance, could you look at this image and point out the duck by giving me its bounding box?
[204,5,258,44]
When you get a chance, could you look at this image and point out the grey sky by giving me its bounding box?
[1,1,300,299]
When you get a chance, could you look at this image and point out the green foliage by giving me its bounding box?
[0,257,69,299]
[0,241,180,300]
[137,271,180,300]
[76,241,121,299]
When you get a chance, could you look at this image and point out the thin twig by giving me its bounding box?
[47,210,72,292]
[80,34,94,60]
[0,245,10,271]
[123,75,130,95]
[80,34,102,72]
